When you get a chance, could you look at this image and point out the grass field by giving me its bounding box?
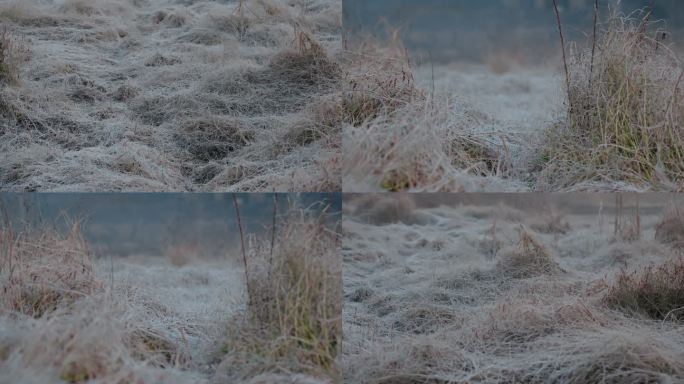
[0,203,341,383]
[343,5,684,193]
[343,194,684,383]
[0,0,341,192]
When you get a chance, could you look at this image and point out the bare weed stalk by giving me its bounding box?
[232,193,252,306]
[268,193,277,281]
[553,0,571,105]
[590,0,598,82]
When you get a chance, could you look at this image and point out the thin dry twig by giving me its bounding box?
[268,193,278,281]
[232,193,252,305]
[553,0,571,108]
[0,195,13,279]
[590,0,599,82]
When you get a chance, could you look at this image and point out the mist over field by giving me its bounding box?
[343,0,684,62]
[1,193,340,256]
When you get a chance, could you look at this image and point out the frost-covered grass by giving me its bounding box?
[342,194,684,383]
[0,222,240,383]
[218,213,341,382]
[0,0,342,192]
[342,5,684,193]
[0,213,340,383]
[540,8,684,191]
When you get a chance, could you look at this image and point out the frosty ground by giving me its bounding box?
[0,251,244,383]
[0,0,341,192]
[342,195,684,383]
[0,208,341,384]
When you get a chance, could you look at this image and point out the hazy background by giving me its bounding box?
[343,0,683,63]
[409,193,683,215]
[346,193,684,216]
[0,193,340,257]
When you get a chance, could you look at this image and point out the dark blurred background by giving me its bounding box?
[0,193,340,258]
[343,0,683,63]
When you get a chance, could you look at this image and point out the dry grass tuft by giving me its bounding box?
[127,328,189,368]
[342,31,424,127]
[220,213,340,381]
[540,10,684,189]
[175,118,254,162]
[604,257,684,321]
[547,334,684,384]
[351,194,417,226]
[11,296,190,384]
[344,100,497,192]
[60,0,98,16]
[0,26,28,86]
[352,336,474,384]
[207,13,250,39]
[1,223,102,318]
[270,26,341,90]
[0,3,62,29]
[655,205,684,248]
[283,96,344,147]
[144,53,181,67]
[342,34,500,192]
[497,228,562,278]
[477,298,602,348]
[529,208,571,234]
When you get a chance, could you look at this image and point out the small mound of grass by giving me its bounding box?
[269,49,341,91]
[341,32,425,127]
[127,328,188,368]
[1,223,103,318]
[0,26,29,86]
[392,305,456,335]
[144,53,181,67]
[346,336,474,384]
[342,69,422,128]
[529,209,571,234]
[655,206,684,248]
[541,10,684,189]
[497,228,562,278]
[60,0,98,16]
[283,96,344,147]
[342,35,499,192]
[556,335,684,384]
[208,13,249,39]
[352,194,417,226]
[175,118,253,162]
[604,257,684,320]
[345,101,496,192]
